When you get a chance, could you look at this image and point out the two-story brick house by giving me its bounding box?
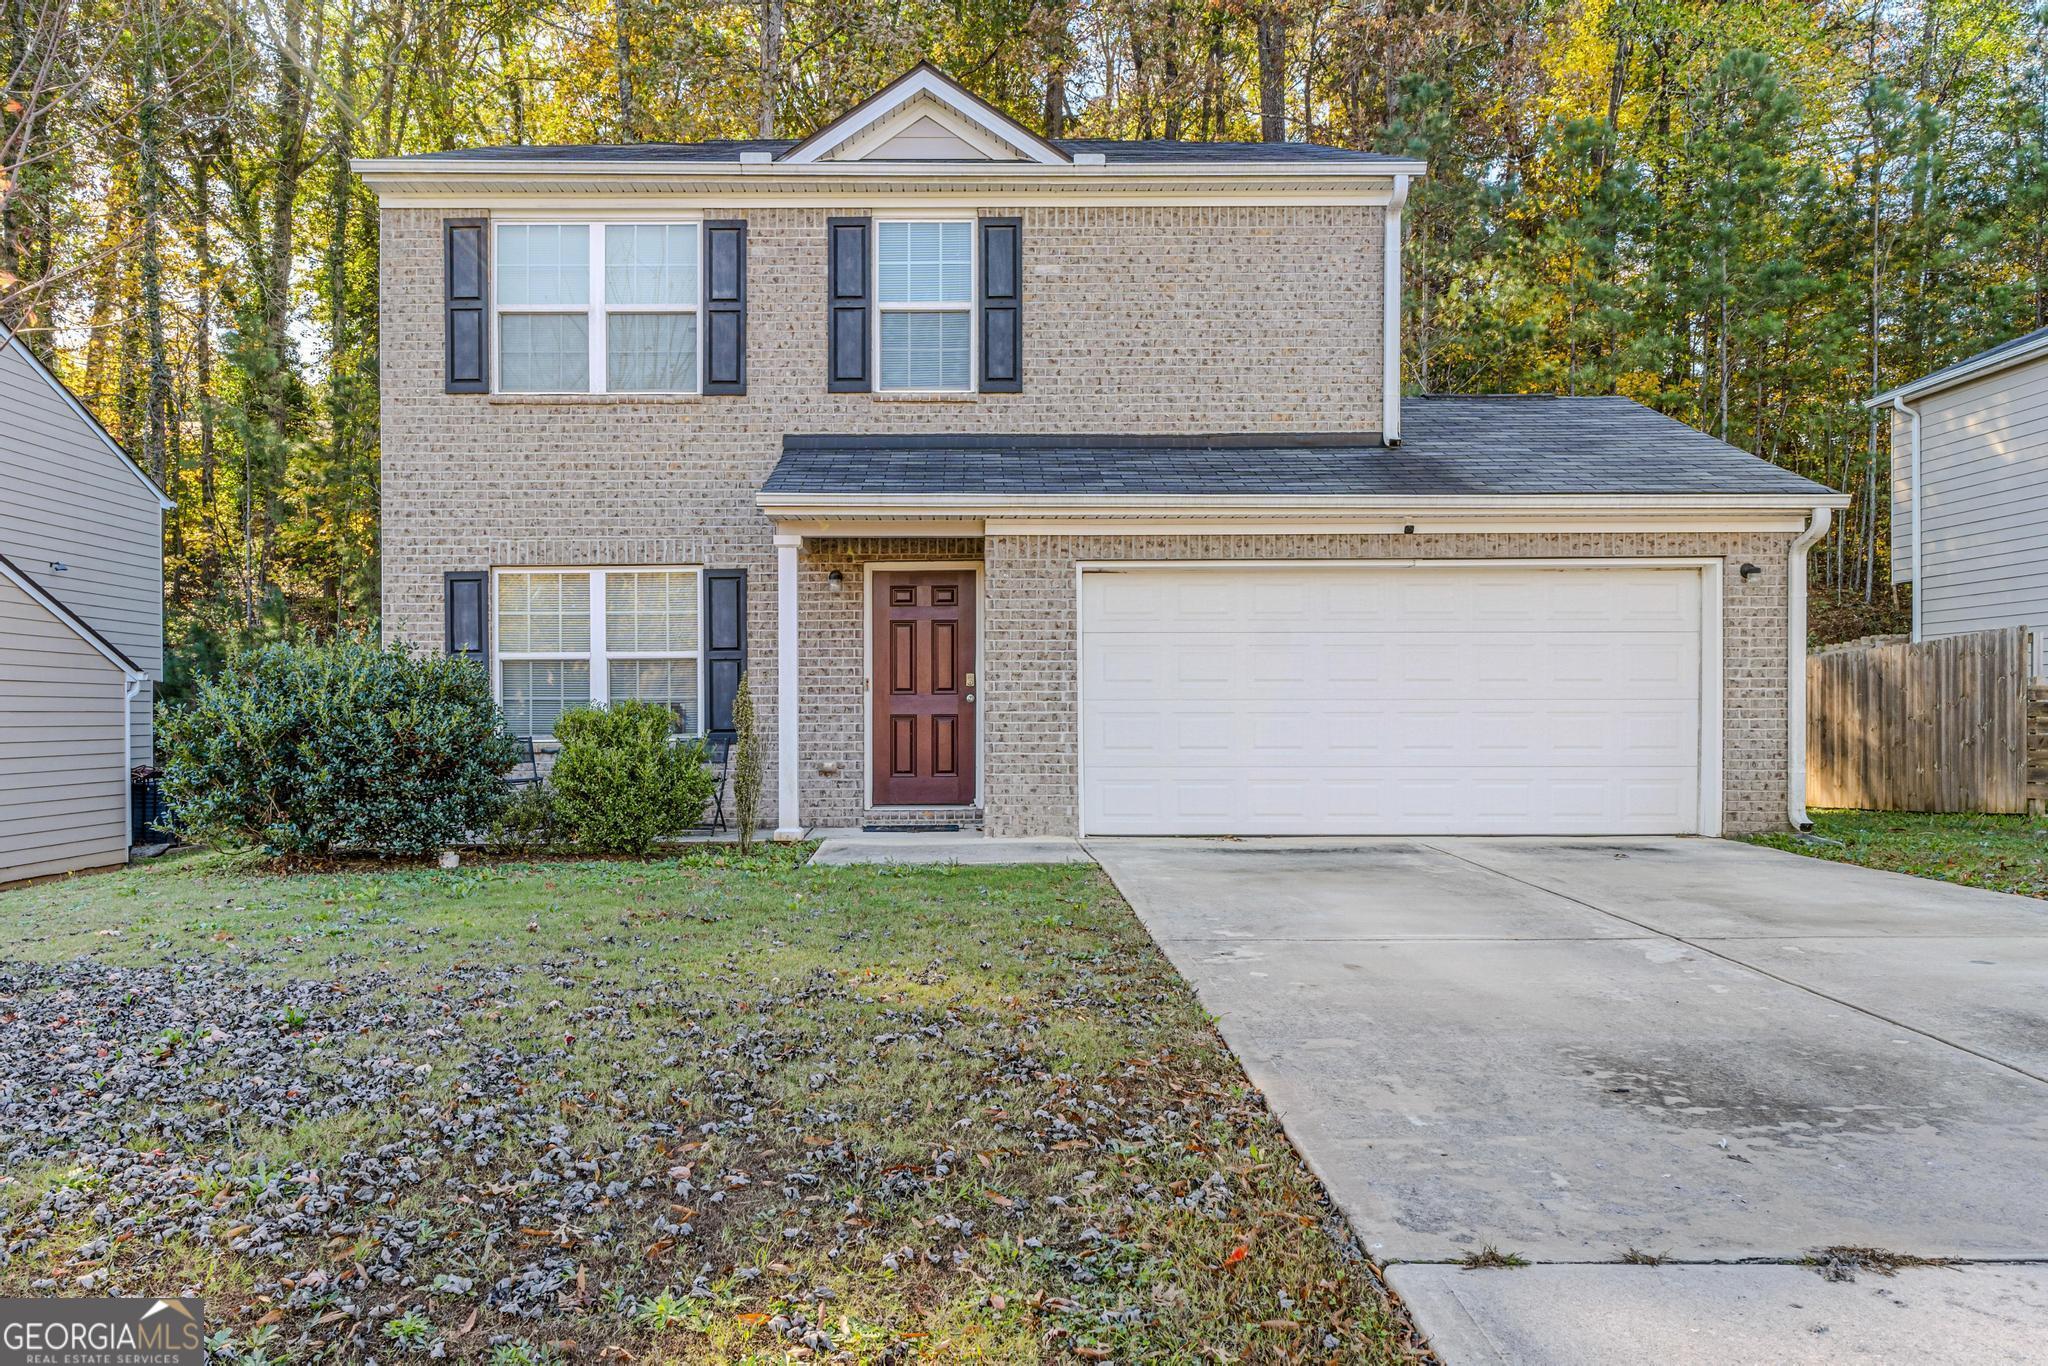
[356,64,1846,840]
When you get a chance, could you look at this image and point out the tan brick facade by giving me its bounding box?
[380,201,1386,819]
[378,198,1799,838]
[979,532,1797,838]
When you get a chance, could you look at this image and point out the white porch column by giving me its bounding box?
[773,532,803,839]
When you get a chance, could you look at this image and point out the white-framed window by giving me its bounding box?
[875,218,974,392]
[494,222,701,394]
[494,567,704,739]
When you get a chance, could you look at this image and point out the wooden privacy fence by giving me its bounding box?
[1807,626,2047,814]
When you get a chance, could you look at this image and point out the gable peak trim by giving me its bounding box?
[781,63,1069,166]
[1,324,176,510]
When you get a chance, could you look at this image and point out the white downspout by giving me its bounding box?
[1381,173,1411,446]
[123,674,143,852]
[1786,505,1832,831]
[1890,396,1923,641]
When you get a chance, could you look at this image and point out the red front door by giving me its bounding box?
[872,570,977,807]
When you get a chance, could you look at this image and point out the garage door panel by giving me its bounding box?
[1080,565,1710,835]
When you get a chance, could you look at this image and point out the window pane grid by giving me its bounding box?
[497,224,589,306]
[502,660,590,740]
[605,314,699,394]
[880,310,971,391]
[498,572,592,654]
[606,224,698,307]
[878,220,971,304]
[608,658,700,734]
[605,571,700,653]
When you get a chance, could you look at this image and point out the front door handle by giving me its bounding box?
[965,694,975,703]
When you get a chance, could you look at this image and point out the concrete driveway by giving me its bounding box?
[1091,837,2048,1362]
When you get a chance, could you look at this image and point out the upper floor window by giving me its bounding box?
[876,219,973,392]
[495,222,700,394]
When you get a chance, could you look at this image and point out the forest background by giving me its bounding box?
[5,0,2045,690]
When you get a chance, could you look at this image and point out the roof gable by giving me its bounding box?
[0,550,146,676]
[0,324,175,511]
[781,63,1068,166]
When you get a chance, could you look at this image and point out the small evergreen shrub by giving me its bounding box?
[729,672,762,852]
[486,782,565,853]
[548,701,715,854]
[159,637,522,856]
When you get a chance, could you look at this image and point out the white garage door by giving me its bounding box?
[1079,563,1715,836]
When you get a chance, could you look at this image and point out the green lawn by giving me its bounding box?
[1744,809,2048,898]
[0,848,1416,1363]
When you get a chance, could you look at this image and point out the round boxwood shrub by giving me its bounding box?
[548,701,715,855]
[160,637,523,856]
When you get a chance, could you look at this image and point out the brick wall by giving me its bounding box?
[980,532,1797,837]
[379,202,1388,808]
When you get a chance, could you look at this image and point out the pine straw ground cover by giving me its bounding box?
[0,848,1420,1364]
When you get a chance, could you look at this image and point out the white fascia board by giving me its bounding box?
[1866,333,2048,407]
[1,327,177,511]
[757,491,1852,520]
[350,159,1429,189]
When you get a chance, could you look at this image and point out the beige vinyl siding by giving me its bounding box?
[0,573,128,884]
[0,341,165,764]
[1894,356,2048,665]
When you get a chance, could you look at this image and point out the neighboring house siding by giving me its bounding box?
[379,201,1389,802]
[1892,356,2048,653]
[0,573,129,883]
[0,342,166,764]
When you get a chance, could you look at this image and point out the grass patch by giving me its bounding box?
[1455,1246,1527,1271]
[1804,1246,1957,1282]
[1743,809,2048,899]
[0,847,1419,1361]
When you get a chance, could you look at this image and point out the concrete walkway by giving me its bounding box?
[808,829,1093,866]
[1091,836,2048,1364]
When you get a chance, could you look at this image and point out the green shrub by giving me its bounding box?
[548,701,715,854]
[159,637,522,856]
[487,782,565,853]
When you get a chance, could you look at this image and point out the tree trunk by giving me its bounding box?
[136,7,171,485]
[1257,7,1287,142]
[615,0,635,139]
[758,0,782,137]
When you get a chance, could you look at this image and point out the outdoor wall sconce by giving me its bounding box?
[1739,563,1763,580]
[827,570,845,591]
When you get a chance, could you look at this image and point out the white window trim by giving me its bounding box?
[491,219,706,396]
[493,566,707,740]
[872,212,977,394]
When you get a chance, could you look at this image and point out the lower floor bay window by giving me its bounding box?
[494,567,703,739]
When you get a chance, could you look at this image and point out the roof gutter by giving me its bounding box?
[349,157,1430,181]
[1866,330,2048,407]
[757,491,1851,517]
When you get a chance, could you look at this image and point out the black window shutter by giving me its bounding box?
[444,219,489,394]
[704,569,747,737]
[827,217,871,392]
[444,571,488,663]
[978,216,1022,393]
[703,220,747,395]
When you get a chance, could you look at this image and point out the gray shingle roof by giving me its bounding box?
[1877,322,2048,400]
[381,138,1407,167]
[760,397,1840,499]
